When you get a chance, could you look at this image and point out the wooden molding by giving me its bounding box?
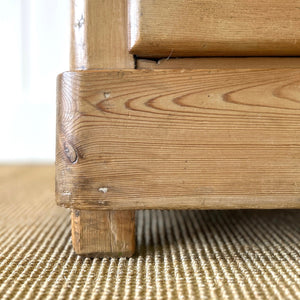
[56,69,300,210]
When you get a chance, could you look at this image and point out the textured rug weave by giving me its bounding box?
[0,165,299,300]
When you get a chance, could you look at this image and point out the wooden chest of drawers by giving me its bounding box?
[56,0,300,256]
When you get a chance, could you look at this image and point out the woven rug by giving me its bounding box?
[0,165,299,300]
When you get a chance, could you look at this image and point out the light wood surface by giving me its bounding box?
[70,0,134,69]
[56,68,300,210]
[71,209,135,256]
[129,0,300,57]
[138,58,300,70]
[66,0,135,257]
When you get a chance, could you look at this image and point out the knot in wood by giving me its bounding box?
[64,141,78,164]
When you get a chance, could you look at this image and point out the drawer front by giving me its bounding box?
[129,0,300,57]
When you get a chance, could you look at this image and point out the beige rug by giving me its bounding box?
[0,165,299,299]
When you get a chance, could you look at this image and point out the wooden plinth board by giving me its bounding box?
[56,68,300,211]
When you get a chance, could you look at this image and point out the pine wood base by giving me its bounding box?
[56,69,300,211]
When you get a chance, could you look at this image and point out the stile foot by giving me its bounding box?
[71,210,135,257]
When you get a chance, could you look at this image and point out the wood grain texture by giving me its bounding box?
[56,69,300,210]
[68,0,135,257]
[129,0,300,57]
[71,209,135,256]
[138,58,300,70]
[70,0,134,69]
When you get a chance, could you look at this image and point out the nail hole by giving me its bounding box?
[98,187,108,193]
[104,92,110,99]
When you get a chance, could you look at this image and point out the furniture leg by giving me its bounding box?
[71,210,135,257]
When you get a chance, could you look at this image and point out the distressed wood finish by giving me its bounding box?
[129,0,300,57]
[137,58,300,70]
[63,0,135,257]
[71,210,135,256]
[56,69,300,210]
[70,0,134,69]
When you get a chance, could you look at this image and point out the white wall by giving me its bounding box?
[0,0,69,162]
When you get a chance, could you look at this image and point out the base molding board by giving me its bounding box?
[56,69,300,210]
